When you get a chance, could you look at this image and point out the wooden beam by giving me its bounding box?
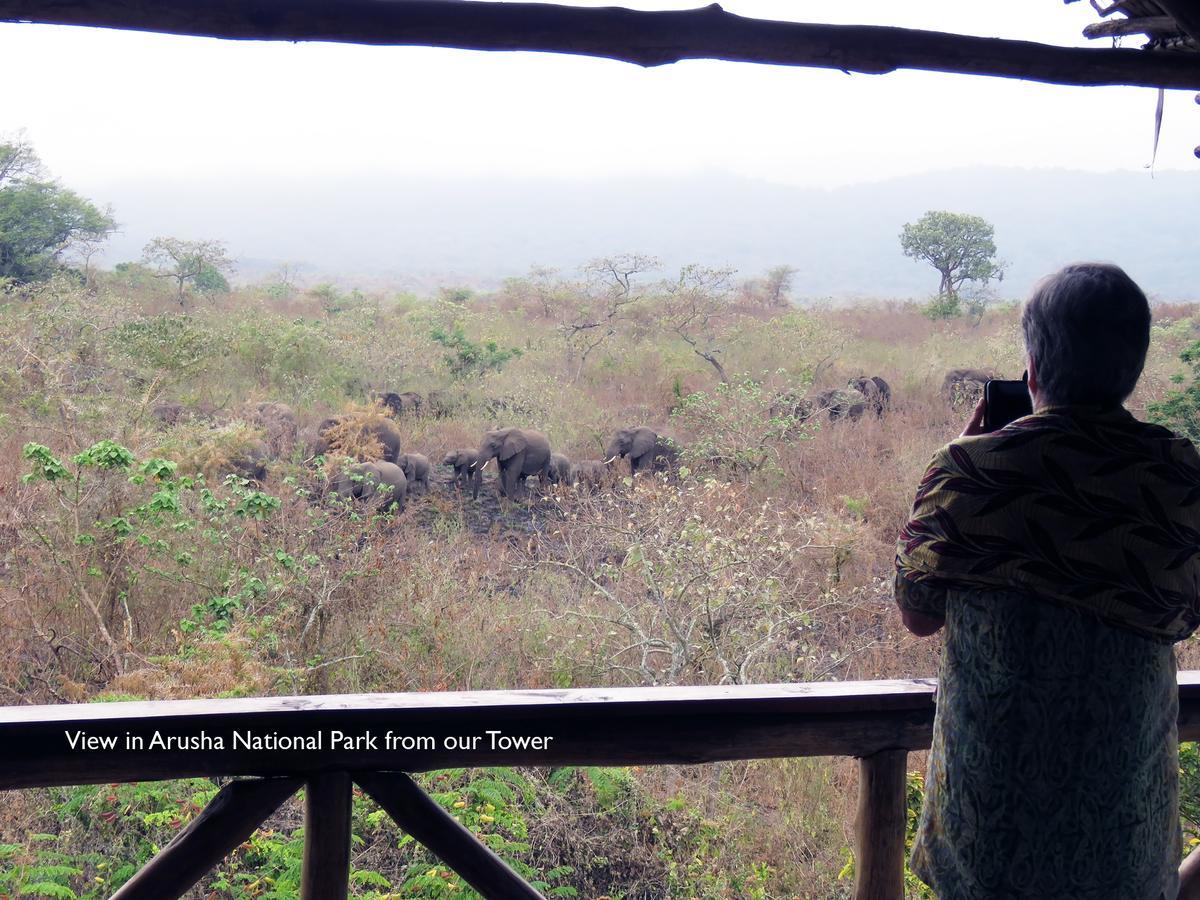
[301,772,352,900]
[1083,16,1179,38]
[110,777,301,900]
[4,673,1200,790]
[357,771,546,899]
[1,1,1200,90]
[0,679,939,789]
[852,749,908,900]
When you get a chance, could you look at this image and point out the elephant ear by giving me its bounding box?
[361,463,384,490]
[630,429,657,458]
[499,431,526,461]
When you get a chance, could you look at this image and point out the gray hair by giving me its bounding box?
[1020,263,1150,408]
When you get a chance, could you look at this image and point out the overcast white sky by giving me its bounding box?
[2,0,1197,190]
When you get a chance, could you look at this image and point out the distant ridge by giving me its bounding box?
[83,167,1200,300]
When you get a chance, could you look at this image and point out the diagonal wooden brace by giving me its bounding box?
[110,776,301,900]
[356,770,546,900]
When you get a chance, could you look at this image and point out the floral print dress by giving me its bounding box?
[898,580,1180,900]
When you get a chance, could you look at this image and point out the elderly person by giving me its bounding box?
[895,263,1200,900]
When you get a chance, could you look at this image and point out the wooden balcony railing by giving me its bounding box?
[4,673,1200,900]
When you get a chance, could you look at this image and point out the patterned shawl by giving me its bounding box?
[896,405,1200,643]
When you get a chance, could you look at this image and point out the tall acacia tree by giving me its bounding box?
[0,134,116,282]
[661,263,736,382]
[899,210,1004,315]
[142,237,234,305]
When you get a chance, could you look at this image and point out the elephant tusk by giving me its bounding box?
[603,456,618,464]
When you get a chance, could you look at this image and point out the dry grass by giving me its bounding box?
[2,275,1197,898]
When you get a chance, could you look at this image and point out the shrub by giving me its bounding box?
[1148,340,1200,441]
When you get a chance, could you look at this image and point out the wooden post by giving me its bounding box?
[357,771,546,899]
[853,749,908,900]
[111,777,300,900]
[301,771,352,900]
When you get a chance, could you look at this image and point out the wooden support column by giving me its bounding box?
[111,777,300,900]
[853,748,908,900]
[301,771,353,900]
[357,771,546,900]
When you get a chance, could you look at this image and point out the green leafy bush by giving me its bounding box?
[1148,340,1200,441]
[431,324,522,380]
[671,376,810,477]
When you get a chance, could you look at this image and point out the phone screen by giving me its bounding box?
[983,380,1033,432]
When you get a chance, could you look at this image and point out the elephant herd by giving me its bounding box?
[305,414,683,513]
[769,369,997,424]
[314,422,681,511]
[150,398,684,512]
[772,375,892,425]
[149,368,995,515]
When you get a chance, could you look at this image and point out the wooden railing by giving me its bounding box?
[4,674,1200,900]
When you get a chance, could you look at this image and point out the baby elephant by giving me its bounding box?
[543,452,574,487]
[442,448,482,499]
[572,459,608,491]
[398,452,432,495]
[330,461,407,513]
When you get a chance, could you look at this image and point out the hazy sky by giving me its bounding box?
[2,0,1197,192]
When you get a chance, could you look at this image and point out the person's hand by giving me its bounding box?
[960,396,986,437]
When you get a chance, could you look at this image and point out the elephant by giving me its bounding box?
[471,428,552,499]
[769,390,813,423]
[442,448,483,499]
[809,388,867,423]
[150,402,186,427]
[542,452,574,487]
[377,390,423,417]
[151,400,224,428]
[425,389,453,418]
[225,438,270,483]
[942,368,995,407]
[848,376,891,417]
[572,460,608,491]
[330,461,407,513]
[309,415,402,463]
[247,401,297,456]
[605,427,679,475]
[398,452,432,495]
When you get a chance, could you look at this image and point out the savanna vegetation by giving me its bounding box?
[3,136,1200,899]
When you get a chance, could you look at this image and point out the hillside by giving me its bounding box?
[83,166,1200,299]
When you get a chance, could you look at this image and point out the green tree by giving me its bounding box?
[192,262,230,294]
[899,211,1004,316]
[430,323,522,380]
[761,264,796,308]
[0,134,116,282]
[142,236,234,305]
[661,263,736,382]
[308,282,345,317]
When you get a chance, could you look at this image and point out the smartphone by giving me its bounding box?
[983,378,1033,432]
